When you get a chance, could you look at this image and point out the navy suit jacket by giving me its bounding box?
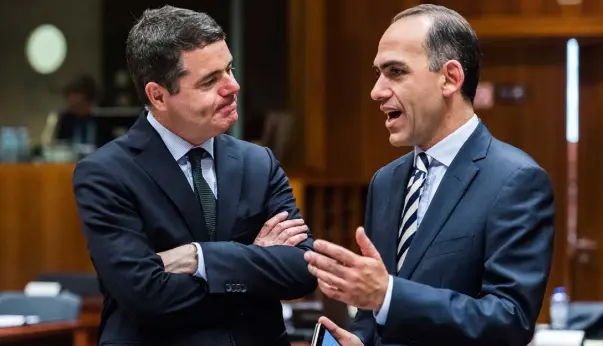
[352,123,554,346]
[73,114,317,346]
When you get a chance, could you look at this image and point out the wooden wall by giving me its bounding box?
[574,42,603,301]
[0,165,93,291]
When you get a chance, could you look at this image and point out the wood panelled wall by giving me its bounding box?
[0,165,93,291]
[574,42,603,301]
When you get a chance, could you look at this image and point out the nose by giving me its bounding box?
[370,75,392,101]
[218,73,240,97]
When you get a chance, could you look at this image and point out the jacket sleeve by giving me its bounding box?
[350,169,380,346]
[73,158,213,322]
[378,165,555,346]
[201,147,318,300]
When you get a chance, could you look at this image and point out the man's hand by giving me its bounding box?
[254,211,308,247]
[157,244,198,275]
[318,316,363,346]
[304,227,388,310]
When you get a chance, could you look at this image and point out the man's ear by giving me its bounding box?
[145,82,168,111]
[441,60,464,98]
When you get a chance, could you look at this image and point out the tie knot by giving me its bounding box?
[187,147,208,164]
[416,152,431,173]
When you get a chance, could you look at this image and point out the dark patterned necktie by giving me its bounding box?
[187,148,216,241]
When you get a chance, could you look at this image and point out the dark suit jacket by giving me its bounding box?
[352,123,554,346]
[56,111,96,144]
[73,114,317,346]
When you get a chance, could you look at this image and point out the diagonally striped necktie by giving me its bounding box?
[396,152,432,273]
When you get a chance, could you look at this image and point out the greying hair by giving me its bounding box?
[393,4,481,104]
[126,5,226,105]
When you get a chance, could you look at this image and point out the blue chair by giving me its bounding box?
[0,292,82,322]
[34,272,100,297]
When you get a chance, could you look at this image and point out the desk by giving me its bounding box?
[0,321,96,346]
[0,296,101,346]
[0,320,308,346]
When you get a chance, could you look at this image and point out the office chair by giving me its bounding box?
[0,291,82,322]
[34,272,100,297]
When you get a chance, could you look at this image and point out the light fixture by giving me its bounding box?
[25,24,67,74]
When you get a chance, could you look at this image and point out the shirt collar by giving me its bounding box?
[414,114,479,168]
[146,112,214,162]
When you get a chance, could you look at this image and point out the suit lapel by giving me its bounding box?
[398,123,490,279]
[127,115,209,242]
[380,154,414,274]
[214,135,243,241]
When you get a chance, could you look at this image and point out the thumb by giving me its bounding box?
[318,316,349,341]
[356,227,381,260]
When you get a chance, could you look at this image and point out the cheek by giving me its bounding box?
[175,91,216,117]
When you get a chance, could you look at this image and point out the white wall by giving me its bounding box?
[0,0,101,144]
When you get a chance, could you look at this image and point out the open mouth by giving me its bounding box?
[387,111,402,120]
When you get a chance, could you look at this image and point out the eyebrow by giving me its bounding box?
[194,59,234,87]
[373,60,409,71]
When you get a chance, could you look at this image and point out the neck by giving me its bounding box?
[418,100,474,151]
[151,108,213,146]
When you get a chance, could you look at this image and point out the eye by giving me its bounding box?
[374,68,381,77]
[390,68,403,77]
[202,77,217,88]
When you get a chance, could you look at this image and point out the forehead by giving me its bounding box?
[180,40,232,73]
[374,15,431,66]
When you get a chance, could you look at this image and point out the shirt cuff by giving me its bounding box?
[192,242,207,280]
[373,275,393,325]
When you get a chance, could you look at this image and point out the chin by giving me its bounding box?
[213,111,238,133]
[388,133,411,147]
[223,113,238,130]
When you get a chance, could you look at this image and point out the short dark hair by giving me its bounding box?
[126,5,226,105]
[63,74,98,102]
[392,4,481,104]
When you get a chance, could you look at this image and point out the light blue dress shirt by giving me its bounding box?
[374,115,480,325]
[147,112,215,280]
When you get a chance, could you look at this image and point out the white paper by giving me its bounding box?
[24,281,61,296]
[532,329,585,346]
[0,315,40,328]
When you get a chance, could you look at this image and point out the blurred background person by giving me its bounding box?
[55,74,99,148]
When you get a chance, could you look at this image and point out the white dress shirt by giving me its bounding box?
[147,112,215,280]
[374,115,480,325]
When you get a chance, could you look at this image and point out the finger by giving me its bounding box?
[318,316,346,340]
[307,264,347,290]
[318,278,345,304]
[259,211,289,238]
[314,240,359,267]
[356,227,382,260]
[277,218,306,230]
[276,224,308,243]
[284,233,308,246]
[304,251,347,278]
